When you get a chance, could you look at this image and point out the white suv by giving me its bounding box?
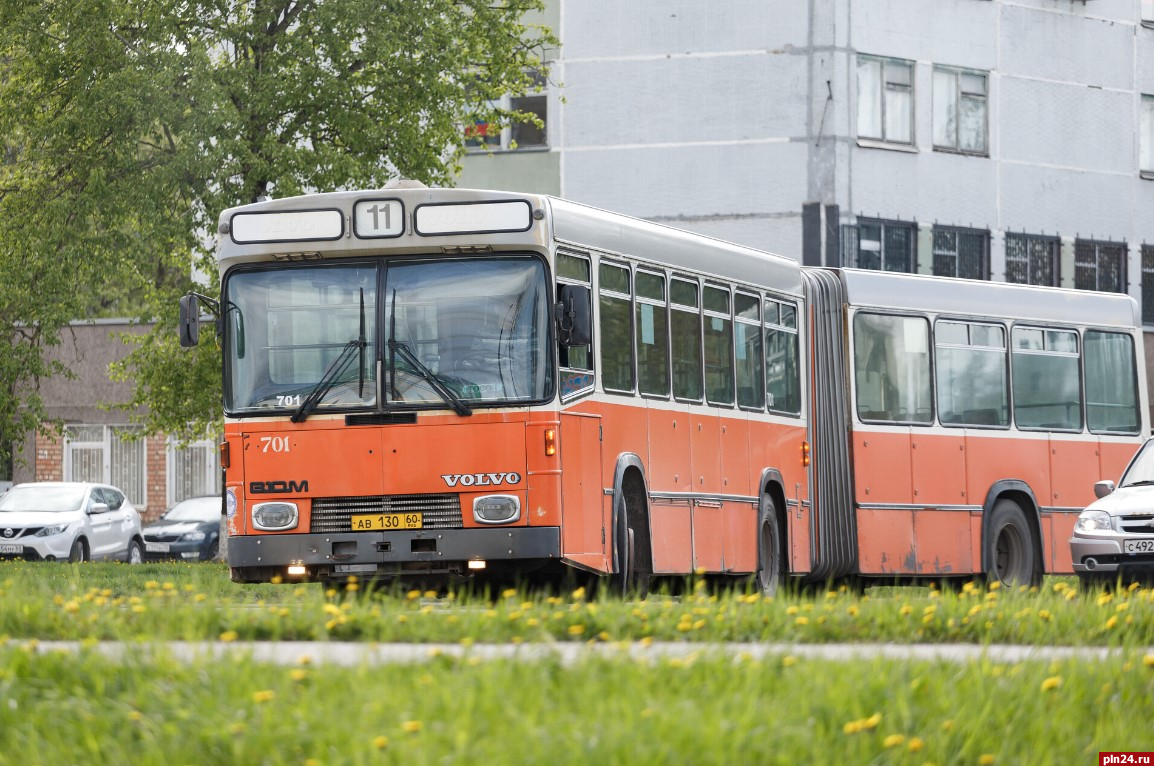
[0,482,144,563]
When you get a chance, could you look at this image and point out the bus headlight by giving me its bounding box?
[473,495,520,525]
[252,502,299,531]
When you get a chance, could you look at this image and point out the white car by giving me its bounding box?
[0,482,144,563]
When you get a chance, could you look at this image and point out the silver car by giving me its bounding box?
[1070,438,1154,586]
[0,482,144,563]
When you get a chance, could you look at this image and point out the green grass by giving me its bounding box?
[2,562,1153,765]
[1,561,1152,647]
[1,642,1151,765]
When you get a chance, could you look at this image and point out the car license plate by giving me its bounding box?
[146,542,171,553]
[0,543,22,555]
[351,512,422,531]
[1124,539,1154,554]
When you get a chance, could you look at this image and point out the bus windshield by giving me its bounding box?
[224,256,552,414]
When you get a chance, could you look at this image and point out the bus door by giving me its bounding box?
[559,411,609,572]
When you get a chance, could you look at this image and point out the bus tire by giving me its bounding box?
[984,499,1039,588]
[612,487,650,599]
[756,496,785,597]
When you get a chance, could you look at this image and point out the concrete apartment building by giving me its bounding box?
[460,0,1154,380]
[6,0,1154,504]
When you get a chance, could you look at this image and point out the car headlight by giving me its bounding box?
[180,530,207,542]
[1074,510,1113,533]
[252,502,299,531]
[473,495,521,525]
[35,523,70,537]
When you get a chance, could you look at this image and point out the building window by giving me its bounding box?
[933,67,988,155]
[1142,245,1154,325]
[167,438,221,506]
[1005,233,1060,287]
[1074,239,1127,293]
[465,69,548,151]
[64,425,146,506]
[933,226,989,280]
[853,218,916,273]
[1141,95,1154,176]
[857,55,913,145]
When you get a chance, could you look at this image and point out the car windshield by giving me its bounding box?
[224,256,552,414]
[0,485,85,513]
[1121,440,1154,487]
[164,498,221,522]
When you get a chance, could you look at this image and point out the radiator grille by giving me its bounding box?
[310,494,463,533]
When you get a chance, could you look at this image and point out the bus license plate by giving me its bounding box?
[351,513,423,531]
[1124,539,1154,554]
[0,544,22,555]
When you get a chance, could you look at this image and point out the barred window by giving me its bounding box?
[932,226,988,280]
[1005,233,1059,287]
[1142,95,1154,173]
[1074,239,1127,293]
[1143,245,1154,325]
[64,425,146,506]
[168,439,222,505]
[854,218,916,273]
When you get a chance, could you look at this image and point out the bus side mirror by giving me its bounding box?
[556,284,591,348]
[179,294,200,347]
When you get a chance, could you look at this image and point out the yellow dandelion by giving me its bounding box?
[979,755,996,766]
[1105,616,1119,630]
[847,605,860,617]
[1143,654,1154,667]
[1038,609,1052,621]
[883,734,906,748]
[795,616,809,626]
[252,690,275,704]
[899,605,913,617]
[131,605,146,614]
[843,720,863,735]
[290,669,309,682]
[864,712,882,729]
[782,655,798,667]
[571,586,586,601]
[406,589,421,600]
[568,624,586,636]
[128,710,144,722]
[402,720,423,734]
[373,735,389,750]
[219,630,239,643]
[1096,592,1114,606]
[1041,676,1062,692]
[786,605,800,615]
[907,737,924,753]
[501,588,518,599]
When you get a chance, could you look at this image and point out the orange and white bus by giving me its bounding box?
[179,184,1148,591]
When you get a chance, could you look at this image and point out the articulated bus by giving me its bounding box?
[179,184,1148,592]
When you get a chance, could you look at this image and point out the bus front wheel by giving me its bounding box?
[984,499,1039,588]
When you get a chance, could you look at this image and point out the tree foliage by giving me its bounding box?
[0,0,555,443]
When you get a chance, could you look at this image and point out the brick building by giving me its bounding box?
[9,320,219,523]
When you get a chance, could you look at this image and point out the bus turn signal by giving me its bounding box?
[545,428,556,456]
[802,441,810,467]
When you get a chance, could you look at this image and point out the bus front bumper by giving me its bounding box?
[227,526,561,583]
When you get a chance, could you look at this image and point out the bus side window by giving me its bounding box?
[1011,327,1081,430]
[735,291,764,409]
[853,312,932,423]
[635,270,670,397]
[557,253,593,400]
[934,320,1009,428]
[599,262,635,393]
[670,278,703,402]
[766,299,801,415]
[1084,330,1139,434]
[703,285,734,406]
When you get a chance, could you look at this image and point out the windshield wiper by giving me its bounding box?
[291,289,368,423]
[388,288,472,417]
[290,338,366,423]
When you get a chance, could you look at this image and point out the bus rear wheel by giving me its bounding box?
[756,497,785,597]
[984,499,1039,588]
